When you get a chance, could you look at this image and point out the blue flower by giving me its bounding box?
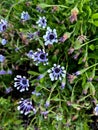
[41,111,49,115]
[21,11,30,21]
[36,6,44,13]
[0,70,6,75]
[32,90,41,96]
[94,104,98,116]
[48,64,66,81]
[61,81,66,89]
[7,70,12,75]
[5,87,13,94]
[26,50,33,59]
[1,39,7,45]
[0,19,7,32]
[14,75,29,92]
[37,74,44,80]
[27,31,40,40]
[17,98,35,115]
[32,48,48,65]
[43,27,58,46]
[0,54,5,62]
[44,100,50,108]
[36,16,47,28]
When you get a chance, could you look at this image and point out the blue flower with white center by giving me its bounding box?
[21,11,30,21]
[43,27,58,46]
[48,64,66,81]
[17,98,35,115]
[27,50,33,59]
[0,19,7,32]
[0,54,5,62]
[14,75,29,92]
[36,16,47,28]
[94,104,98,116]
[32,48,48,65]
[1,39,7,45]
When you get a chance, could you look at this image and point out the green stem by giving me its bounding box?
[79,62,98,75]
[48,81,58,100]
[80,38,98,48]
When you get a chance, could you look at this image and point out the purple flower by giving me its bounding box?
[32,48,48,65]
[48,64,66,81]
[14,75,29,92]
[1,39,7,45]
[36,6,43,13]
[37,74,44,80]
[0,54,5,62]
[17,98,34,115]
[26,50,33,59]
[21,11,30,21]
[44,101,50,108]
[0,70,6,75]
[0,19,7,32]
[94,104,98,116]
[27,31,40,40]
[61,81,66,89]
[7,70,12,75]
[41,111,49,115]
[36,16,47,28]
[32,90,41,96]
[5,87,13,94]
[15,47,20,52]
[43,27,58,46]
[75,71,81,76]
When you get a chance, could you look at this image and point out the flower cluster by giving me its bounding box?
[48,64,66,81]
[43,27,58,46]
[14,75,29,92]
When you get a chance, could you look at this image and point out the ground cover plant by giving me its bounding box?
[0,0,98,129]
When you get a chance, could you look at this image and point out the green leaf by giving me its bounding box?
[28,71,40,76]
[38,3,68,9]
[93,21,98,27]
[89,82,95,95]
[92,13,98,19]
[91,13,98,26]
[89,44,95,50]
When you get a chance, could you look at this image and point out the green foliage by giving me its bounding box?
[0,0,98,129]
